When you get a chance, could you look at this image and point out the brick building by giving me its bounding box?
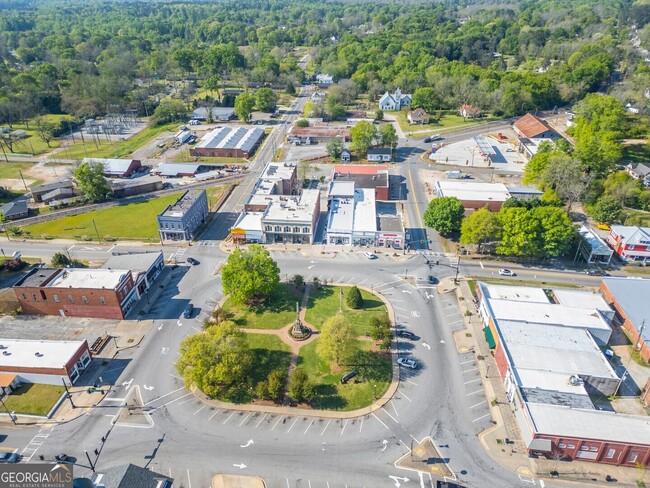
[600,277,650,362]
[190,126,264,158]
[14,268,138,319]
[0,338,91,386]
[332,165,390,201]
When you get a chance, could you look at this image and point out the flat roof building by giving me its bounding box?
[191,126,264,159]
[157,189,209,242]
[82,158,142,178]
[109,175,163,198]
[261,189,321,244]
[435,180,510,211]
[331,165,390,201]
[0,338,91,386]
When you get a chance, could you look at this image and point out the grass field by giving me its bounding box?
[206,185,229,209]
[4,383,65,416]
[395,109,498,137]
[0,161,38,180]
[223,283,302,330]
[49,122,178,160]
[2,120,63,156]
[305,286,388,335]
[298,340,391,411]
[21,193,181,241]
[246,333,292,396]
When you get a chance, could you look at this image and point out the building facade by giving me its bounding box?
[261,190,321,244]
[14,268,137,319]
[607,225,650,262]
[378,88,411,111]
[157,189,209,241]
[367,148,392,162]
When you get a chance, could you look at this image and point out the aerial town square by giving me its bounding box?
[1,1,650,487]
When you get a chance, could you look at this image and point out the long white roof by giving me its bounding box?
[0,338,87,370]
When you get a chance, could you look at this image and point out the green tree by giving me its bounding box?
[326,139,344,159]
[328,103,347,120]
[460,208,501,252]
[424,197,464,236]
[411,87,439,113]
[73,161,110,202]
[603,171,644,208]
[151,99,186,126]
[295,119,309,128]
[287,368,315,403]
[350,120,377,155]
[541,155,590,212]
[378,123,398,148]
[591,195,622,224]
[375,109,384,121]
[370,315,392,350]
[203,75,222,101]
[291,274,305,290]
[176,322,252,400]
[255,87,278,112]
[346,285,363,309]
[522,152,553,186]
[496,207,540,257]
[51,252,71,268]
[532,206,575,258]
[317,314,357,367]
[34,116,56,148]
[266,369,286,402]
[234,92,256,122]
[221,245,280,304]
[286,82,296,95]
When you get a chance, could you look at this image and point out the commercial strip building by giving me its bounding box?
[434,181,542,211]
[0,339,91,386]
[190,126,264,158]
[157,189,208,242]
[102,251,164,298]
[82,158,142,178]
[477,282,650,467]
[607,225,650,263]
[331,165,390,201]
[600,277,650,363]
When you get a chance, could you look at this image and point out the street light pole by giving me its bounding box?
[84,449,95,473]
[1,397,16,424]
[61,378,76,409]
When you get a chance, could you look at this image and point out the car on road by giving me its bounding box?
[431,134,443,141]
[498,268,515,276]
[55,453,69,463]
[397,330,416,340]
[586,269,608,276]
[0,452,11,462]
[340,370,358,384]
[187,257,199,266]
[183,304,194,319]
[363,251,377,260]
[397,358,418,369]
[428,275,437,284]
[423,136,432,143]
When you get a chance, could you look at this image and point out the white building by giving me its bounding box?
[378,88,412,111]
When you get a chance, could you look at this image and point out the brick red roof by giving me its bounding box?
[461,104,481,116]
[513,113,555,138]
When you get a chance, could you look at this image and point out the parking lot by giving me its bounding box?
[428,136,527,173]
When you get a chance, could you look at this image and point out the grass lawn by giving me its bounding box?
[623,209,650,227]
[223,283,302,330]
[206,185,228,209]
[49,122,178,160]
[305,286,388,335]
[246,333,292,391]
[3,123,62,156]
[20,193,181,241]
[4,383,65,416]
[298,340,392,411]
[395,110,499,137]
[0,161,37,180]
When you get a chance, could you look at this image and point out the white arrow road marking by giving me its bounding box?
[161,347,169,355]
[411,311,420,317]
[539,481,545,488]
[388,475,409,487]
[143,385,154,391]
[440,340,446,345]
[422,342,431,350]
[177,320,183,326]
[158,323,164,331]
[402,290,412,294]
[240,439,254,448]
[121,379,133,388]
[381,439,388,452]
[233,463,247,469]
[307,265,315,269]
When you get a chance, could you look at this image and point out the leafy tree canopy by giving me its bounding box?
[221,244,280,305]
[424,197,464,236]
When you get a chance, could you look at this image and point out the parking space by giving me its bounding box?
[457,352,493,434]
[438,292,465,332]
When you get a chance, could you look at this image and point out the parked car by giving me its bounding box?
[498,269,515,276]
[187,257,199,266]
[397,330,416,340]
[6,452,19,463]
[363,251,377,260]
[397,358,418,369]
[586,269,608,276]
[423,137,432,143]
[340,370,358,384]
[0,452,11,462]
[428,275,437,284]
[431,134,443,141]
[55,453,69,463]
[183,304,194,319]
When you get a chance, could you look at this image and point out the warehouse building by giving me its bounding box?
[190,126,264,158]
[476,282,650,467]
[0,339,91,386]
[82,158,142,178]
[109,175,163,198]
[434,181,510,211]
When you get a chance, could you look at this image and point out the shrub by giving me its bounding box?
[346,285,363,309]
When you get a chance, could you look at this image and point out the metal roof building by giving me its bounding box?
[575,225,613,264]
[191,126,264,158]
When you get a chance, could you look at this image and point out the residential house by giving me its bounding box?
[311,91,326,103]
[367,147,392,162]
[315,74,334,88]
[460,104,481,119]
[0,199,28,220]
[407,108,430,124]
[378,88,411,111]
[626,163,650,187]
[157,189,209,241]
[340,149,351,163]
[30,180,74,203]
[607,225,650,263]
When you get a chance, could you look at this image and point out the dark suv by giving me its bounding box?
[183,304,194,318]
[397,330,416,340]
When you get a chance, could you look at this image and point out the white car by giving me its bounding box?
[363,252,377,260]
[397,358,418,369]
[498,268,515,276]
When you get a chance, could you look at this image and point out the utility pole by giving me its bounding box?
[1,397,16,424]
[18,170,28,192]
[92,219,102,244]
[636,319,647,352]
[84,449,95,473]
[61,378,76,409]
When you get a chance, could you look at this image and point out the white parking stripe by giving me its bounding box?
[255,413,268,428]
[359,416,364,432]
[223,412,236,424]
[208,410,220,421]
[239,412,252,426]
[321,419,332,436]
[371,412,391,431]
[271,416,284,431]
[466,389,484,396]
[400,391,412,402]
[464,378,481,385]
[472,413,491,422]
[340,419,348,437]
[193,405,206,415]
[459,359,475,365]
[287,417,299,433]
[304,418,315,434]
[381,407,399,424]
[470,400,487,409]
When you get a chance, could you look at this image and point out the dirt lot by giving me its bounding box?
[284,142,328,162]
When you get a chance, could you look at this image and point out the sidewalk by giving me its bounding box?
[446,276,644,487]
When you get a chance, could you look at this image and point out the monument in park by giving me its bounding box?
[289,301,310,340]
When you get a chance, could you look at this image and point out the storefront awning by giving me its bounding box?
[529,438,552,452]
[483,326,496,349]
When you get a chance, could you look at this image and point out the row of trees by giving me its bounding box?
[425,196,575,258]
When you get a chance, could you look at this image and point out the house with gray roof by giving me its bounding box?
[378,88,411,111]
[0,198,28,220]
[91,463,173,488]
[626,163,650,187]
[191,106,236,122]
